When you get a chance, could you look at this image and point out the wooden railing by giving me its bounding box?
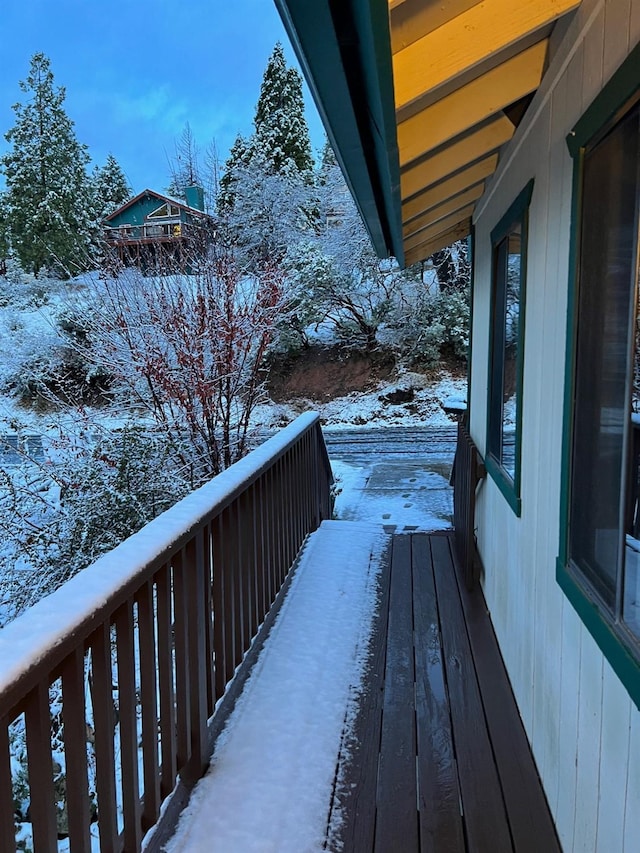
[452,419,486,590]
[105,223,185,242]
[0,413,332,853]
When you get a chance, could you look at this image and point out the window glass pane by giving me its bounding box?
[502,226,522,479]
[624,264,640,639]
[569,103,640,610]
[488,238,508,464]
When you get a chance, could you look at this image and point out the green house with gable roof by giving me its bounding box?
[103,186,212,271]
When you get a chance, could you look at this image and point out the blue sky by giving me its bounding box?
[0,0,325,196]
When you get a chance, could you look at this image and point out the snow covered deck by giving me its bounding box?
[0,417,559,852]
[158,527,561,853]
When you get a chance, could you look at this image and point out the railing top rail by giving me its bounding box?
[0,412,325,714]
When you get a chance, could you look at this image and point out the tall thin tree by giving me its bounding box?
[253,42,313,174]
[1,53,94,276]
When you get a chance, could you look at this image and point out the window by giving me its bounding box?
[559,43,640,705]
[148,203,181,219]
[486,181,533,515]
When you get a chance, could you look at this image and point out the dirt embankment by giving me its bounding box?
[268,345,396,402]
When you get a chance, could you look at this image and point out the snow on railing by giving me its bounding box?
[0,412,333,853]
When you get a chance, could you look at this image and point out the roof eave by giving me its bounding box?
[275,0,404,264]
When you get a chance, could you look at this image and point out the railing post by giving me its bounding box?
[173,550,191,770]
[90,622,118,850]
[156,563,177,799]
[25,683,57,853]
[185,534,208,781]
[212,515,226,701]
[0,720,15,853]
[203,524,216,719]
[138,579,161,831]
[61,646,91,851]
[115,599,142,851]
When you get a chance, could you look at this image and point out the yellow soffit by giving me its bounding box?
[400,115,514,201]
[403,183,485,240]
[392,0,580,112]
[397,39,548,169]
[390,0,581,262]
[404,220,473,266]
[401,155,498,224]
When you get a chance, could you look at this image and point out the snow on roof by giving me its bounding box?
[103,188,212,222]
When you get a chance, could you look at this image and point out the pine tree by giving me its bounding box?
[0,193,10,268]
[91,153,131,219]
[253,43,313,174]
[320,135,338,170]
[1,53,94,276]
[216,133,252,213]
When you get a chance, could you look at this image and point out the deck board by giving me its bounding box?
[335,532,561,853]
[412,534,465,853]
[452,540,561,853]
[430,534,513,853]
[375,536,419,852]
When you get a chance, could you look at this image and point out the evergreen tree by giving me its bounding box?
[216,133,252,213]
[0,193,10,269]
[320,135,338,170]
[91,153,131,219]
[1,53,94,276]
[253,43,313,174]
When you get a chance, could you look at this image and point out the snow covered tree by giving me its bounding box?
[65,243,287,482]
[166,122,202,201]
[253,43,313,174]
[90,153,131,219]
[289,162,397,350]
[216,46,317,263]
[0,193,9,273]
[221,151,317,267]
[0,420,190,621]
[1,53,94,276]
[217,133,253,213]
[319,135,338,175]
[430,240,471,291]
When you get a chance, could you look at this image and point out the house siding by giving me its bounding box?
[469,1,640,849]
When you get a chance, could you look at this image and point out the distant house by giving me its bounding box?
[103,186,213,271]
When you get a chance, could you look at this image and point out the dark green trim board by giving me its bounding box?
[557,153,584,569]
[557,559,640,710]
[274,0,404,263]
[484,455,522,516]
[558,43,640,709]
[485,180,533,518]
[566,39,640,157]
[490,179,535,245]
[466,228,475,423]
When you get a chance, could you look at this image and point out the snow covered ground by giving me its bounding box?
[251,369,466,431]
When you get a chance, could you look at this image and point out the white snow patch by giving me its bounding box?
[165,520,389,853]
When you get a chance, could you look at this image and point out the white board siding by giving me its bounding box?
[596,661,632,852]
[469,0,640,848]
[624,709,640,849]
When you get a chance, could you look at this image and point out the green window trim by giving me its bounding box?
[558,43,640,710]
[484,454,522,516]
[485,179,534,518]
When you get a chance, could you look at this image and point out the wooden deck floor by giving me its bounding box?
[334,532,561,853]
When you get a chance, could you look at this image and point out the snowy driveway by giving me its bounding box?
[326,425,456,532]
